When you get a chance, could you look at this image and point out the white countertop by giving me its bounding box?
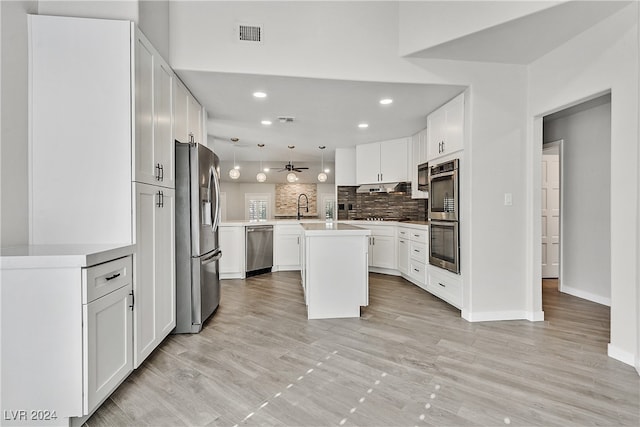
[220,219,428,229]
[0,244,135,269]
[301,222,371,236]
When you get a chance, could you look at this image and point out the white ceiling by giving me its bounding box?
[406,0,631,63]
[174,0,628,167]
[176,70,465,162]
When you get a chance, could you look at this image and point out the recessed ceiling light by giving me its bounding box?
[358,123,369,129]
[261,120,272,125]
[380,98,393,105]
[253,91,267,98]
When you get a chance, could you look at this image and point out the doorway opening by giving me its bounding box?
[540,93,611,307]
[541,140,562,289]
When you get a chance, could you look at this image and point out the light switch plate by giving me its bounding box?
[504,193,513,206]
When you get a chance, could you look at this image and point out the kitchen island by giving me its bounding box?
[300,222,371,319]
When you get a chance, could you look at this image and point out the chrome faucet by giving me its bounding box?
[297,193,309,220]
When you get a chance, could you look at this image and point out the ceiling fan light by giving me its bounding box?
[229,168,240,180]
[256,172,267,182]
[286,172,297,183]
[317,172,328,182]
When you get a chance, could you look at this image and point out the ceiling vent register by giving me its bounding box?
[238,24,263,43]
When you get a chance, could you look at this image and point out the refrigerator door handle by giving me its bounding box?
[202,249,222,264]
[211,166,221,232]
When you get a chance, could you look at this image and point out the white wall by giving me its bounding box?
[37,0,138,21]
[169,1,429,83]
[0,0,38,246]
[138,0,169,60]
[220,182,335,221]
[397,0,558,56]
[543,97,612,305]
[528,2,639,365]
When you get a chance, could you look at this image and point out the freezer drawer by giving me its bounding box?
[245,225,273,274]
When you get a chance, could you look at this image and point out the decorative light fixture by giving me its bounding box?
[379,98,393,105]
[317,145,328,182]
[286,145,297,182]
[229,138,240,179]
[256,143,267,182]
[253,91,267,98]
[358,123,369,129]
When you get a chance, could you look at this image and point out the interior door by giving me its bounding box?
[542,153,560,278]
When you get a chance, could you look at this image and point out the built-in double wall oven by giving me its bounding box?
[428,159,460,274]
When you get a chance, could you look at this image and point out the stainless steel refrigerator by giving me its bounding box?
[174,142,222,333]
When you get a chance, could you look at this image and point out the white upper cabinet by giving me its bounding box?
[335,147,357,186]
[174,78,203,145]
[356,137,409,184]
[427,93,465,162]
[133,30,174,189]
[411,128,429,199]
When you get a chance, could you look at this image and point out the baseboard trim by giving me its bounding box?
[462,310,529,322]
[607,343,636,367]
[561,285,610,306]
[527,310,545,321]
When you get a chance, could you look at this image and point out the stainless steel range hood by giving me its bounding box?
[356,182,402,194]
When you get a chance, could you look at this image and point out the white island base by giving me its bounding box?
[301,223,371,319]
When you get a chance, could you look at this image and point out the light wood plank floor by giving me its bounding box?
[86,273,639,426]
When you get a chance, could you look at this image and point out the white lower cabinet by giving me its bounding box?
[427,266,463,309]
[134,183,176,367]
[274,224,303,271]
[84,282,133,413]
[397,237,409,275]
[366,225,396,270]
[0,249,134,425]
[219,225,245,278]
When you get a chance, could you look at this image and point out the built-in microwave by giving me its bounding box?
[428,159,459,221]
[417,162,429,192]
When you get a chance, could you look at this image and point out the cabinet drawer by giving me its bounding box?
[82,256,132,304]
[397,227,410,239]
[427,267,462,308]
[409,241,427,262]
[408,260,427,285]
[409,229,428,244]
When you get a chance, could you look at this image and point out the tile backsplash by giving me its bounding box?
[337,183,427,221]
[275,183,317,217]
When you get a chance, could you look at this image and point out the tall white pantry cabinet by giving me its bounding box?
[28,15,189,370]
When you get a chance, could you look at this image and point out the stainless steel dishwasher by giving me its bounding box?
[245,225,274,276]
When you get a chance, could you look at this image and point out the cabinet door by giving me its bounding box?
[444,93,464,155]
[187,93,202,144]
[427,107,446,161]
[154,58,175,189]
[411,133,423,199]
[371,235,396,269]
[134,183,175,367]
[134,183,157,366]
[174,79,189,143]
[219,226,245,275]
[398,238,409,275]
[155,188,176,338]
[134,33,157,186]
[419,129,429,164]
[379,138,408,182]
[356,142,381,184]
[275,234,301,269]
[84,284,133,414]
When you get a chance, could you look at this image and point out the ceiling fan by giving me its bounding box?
[277,145,308,173]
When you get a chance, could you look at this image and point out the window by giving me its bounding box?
[321,194,336,220]
[245,193,271,221]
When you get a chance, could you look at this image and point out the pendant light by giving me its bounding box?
[256,143,267,182]
[317,145,327,182]
[286,145,297,183]
[229,138,240,179]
